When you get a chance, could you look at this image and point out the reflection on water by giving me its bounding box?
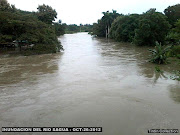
[169,84,180,103]
[0,33,180,135]
[153,72,168,83]
[0,54,60,85]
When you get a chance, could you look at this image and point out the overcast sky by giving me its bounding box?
[8,0,179,25]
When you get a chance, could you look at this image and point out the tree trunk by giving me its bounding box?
[108,25,110,38]
[106,25,108,39]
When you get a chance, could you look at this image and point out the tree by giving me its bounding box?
[133,9,170,46]
[0,0,10,11]
[102,10,120,38]
[92,20,106,37]
[54,21,66,36]
[110,14,140,42]
[0,2,63,54]
[92,10,120,38]
[166,19,180,44]
[37,4,57,24]
[164,4,180,27]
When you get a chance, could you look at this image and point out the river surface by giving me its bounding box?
[0,33,180,135]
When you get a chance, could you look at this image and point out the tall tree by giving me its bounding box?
[110,14,140,42]
[0,0,11,11]
[164,4,180,27]
[92,10,120,38]
[133,9,170,46]
[102,10,120,38]
[37,4,57,24]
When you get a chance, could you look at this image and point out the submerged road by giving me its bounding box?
[0,33,180,135]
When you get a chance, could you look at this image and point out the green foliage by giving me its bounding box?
[149,42,171,64]
[174,19,180,33]
[37,4,57,24]
[110,14,140,42]
[0,0,11,11]
[166,20,180,44]
[102,10,120,27]
[164,4,180,27]
[0,34,13,42]
[0,11,58,44]
[92,10,121,37]
[64,24,92,34]
[133,9,170,46]
[177,54,180,59]
[54,22,66,36]
[0,1,64,54]
[172,45,180,56]
[173,20,180,43]
[92,20,106,37]
[65,24,79,33]
[166,31,179,44]
[80,24,93,32]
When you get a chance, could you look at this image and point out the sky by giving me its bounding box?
[8,0,180,25]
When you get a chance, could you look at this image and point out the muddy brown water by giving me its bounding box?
[0,33,180,135]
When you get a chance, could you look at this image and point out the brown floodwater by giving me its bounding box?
[0,32,180,135]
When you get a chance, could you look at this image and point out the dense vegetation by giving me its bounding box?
[0,0,179,59]
[0,0,93,55]
[0,0,64,54]
[110,14,139,42]
[92,10,120,37]
[92,4,180,65]
[65,24,92,34]
[92,5,180,46]
[133,9,170,46]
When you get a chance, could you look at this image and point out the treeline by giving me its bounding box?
[0,0,64,54]
[64,24,92,34]
[92,4,180,46]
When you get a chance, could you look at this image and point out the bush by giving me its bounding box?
[149,42,171,64]
[171,45,180,56]
[177,54,180,59]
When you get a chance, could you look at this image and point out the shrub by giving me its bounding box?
[149,42,171,64]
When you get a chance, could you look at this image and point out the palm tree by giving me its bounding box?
[102,10,120,38]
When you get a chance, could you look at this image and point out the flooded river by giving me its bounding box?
[0,33,180,135]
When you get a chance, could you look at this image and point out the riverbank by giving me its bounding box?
[0,41,63,56]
